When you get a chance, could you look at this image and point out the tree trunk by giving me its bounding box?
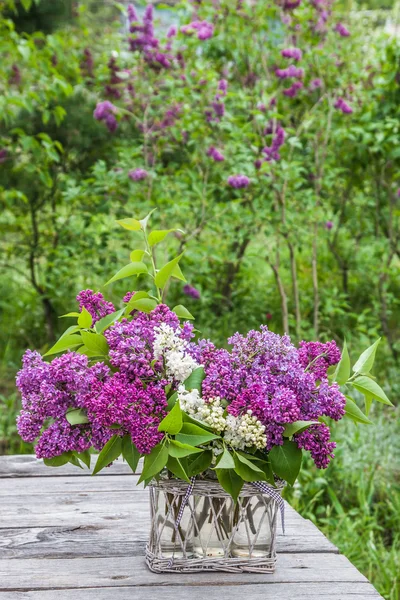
[287,239,301,338]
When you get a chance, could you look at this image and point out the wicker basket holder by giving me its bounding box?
[146,477,284,573]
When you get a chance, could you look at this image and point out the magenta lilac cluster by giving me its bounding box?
[76,289,115,324]
[181,20,214,41]
[227,174,250,189]
[334,97,353,114]
[262,123,286,162]
[199,326,345,468]
[16,301,196,458]
[93,101,118,132]
[128,168,148,181]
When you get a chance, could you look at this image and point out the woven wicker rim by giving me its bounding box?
[149,477,285,498]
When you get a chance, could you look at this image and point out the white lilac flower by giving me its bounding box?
[177,387,226,433]
[153,324,199,383]
[153,323,186,359]
[224,411,267,451]
[165,350,199,383]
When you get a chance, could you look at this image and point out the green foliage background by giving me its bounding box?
[0,1,399,597]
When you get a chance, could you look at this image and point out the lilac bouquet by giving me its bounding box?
[16,214,392,494]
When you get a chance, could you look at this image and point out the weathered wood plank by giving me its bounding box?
[0,554,370,590]
[0,583,383,600]
[0,455,132,478]
[0,526,337,559]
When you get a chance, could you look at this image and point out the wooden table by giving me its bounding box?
[0,455,384,599]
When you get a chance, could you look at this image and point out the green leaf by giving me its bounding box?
[176,423,219,446]
[116,218,141,231]
[92,435,122,475]
[105,262,148,286]
[139,209,157,231]
[95,309,125,334]
[126,297,157,313]
[216,468,243,503]
[233,452,266,482]
[216,449,235,469]
[172,264,187,282]
[76,450,91,469]
[148,229,181,246]
[44,334,82,356]
[182,412,214,431]
[351,376,393,406]
[80,331,109,356]
[332,340,350,385]
[255,457,275,486]
[269,440,302,485]
[43,452,72,467]
[183,366,205,392]
[352,339,381,374]
[169,440,203,458]
[66,408,89,426]
[122,435,141,473]
[364,393,373,416]
[130,249,145,262]
[68,454,84,469]
[158,401,183,435]
[344,396,373,425]
[59,325,80,338]
[187,450,213,477]
[60,312,81,318]
[155,253,184,290]
[78,307,93,329]
[138,442,169,483]
[167,456,190,483]
[173,305,195,320]
[283,420,319,438]
[167,391,178,411]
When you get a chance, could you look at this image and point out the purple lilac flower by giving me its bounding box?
[104,304,181,379]
[276,65,304,79]
[295,424,336,468]
[207,146,225,162]
[183,284,201,299]
[397,189,400,198]
[128,168,148,181]
[123,291,136,303]
[310,78,323,91]
[227,175,250,189]
[84,373,167,454]
[335,22,350,37]
[263,125,285,162]
[334,97,353,114]
[167,25,177,38]
[181,20,214,41]
[217,79,228,97]
[93,101,118,132]
[76,289,115,324]
[298,340,341,381]
[281,47,302,61]
[325,220,333,230]
[80,48,94,79]
[127,4,139,23]
[283,81,303,97]
[283,0,301,8]
[16,351,111,457]
[200,325,345,467]
[0,149,8,164]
